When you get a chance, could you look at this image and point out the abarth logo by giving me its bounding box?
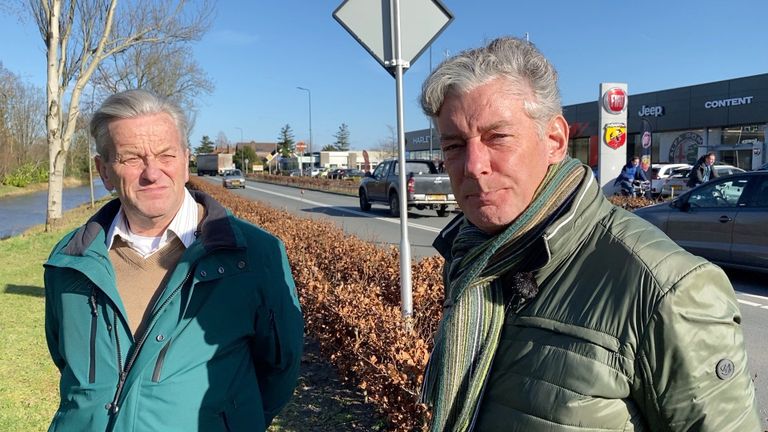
[604,123,627,149]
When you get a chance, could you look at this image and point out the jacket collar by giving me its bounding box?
[62,189,238,256]
[432,213,465,261]
[540,170,613,266]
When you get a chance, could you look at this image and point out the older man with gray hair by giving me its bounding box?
[420,37,759,431]
[43,89,303,431]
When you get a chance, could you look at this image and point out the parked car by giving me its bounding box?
[660,164,745,197]
[634,171,768,273]
[304,167,324,177]
[649,163,691,196]
[222,169,245,189]
[758,162,768,171]
[339,169,365,180]
[358,158,456,217]
[327,168,347,179]
[328,168,363,180]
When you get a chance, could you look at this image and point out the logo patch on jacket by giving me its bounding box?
[715,358,735,380]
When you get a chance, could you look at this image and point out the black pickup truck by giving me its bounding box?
[358,159,456,217]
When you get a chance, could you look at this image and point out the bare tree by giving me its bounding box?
[371,124,397,158]
[29,0,213,229]
[0,63,46,178]
[92,43,213,118]
[215,131,230,153]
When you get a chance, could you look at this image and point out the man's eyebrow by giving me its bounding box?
[439,133,463,142]
[482,121,513,132]
[440,122,513,142]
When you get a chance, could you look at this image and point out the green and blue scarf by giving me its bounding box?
[421,157,586,431]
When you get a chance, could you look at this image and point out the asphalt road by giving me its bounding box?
[206,177,768,427]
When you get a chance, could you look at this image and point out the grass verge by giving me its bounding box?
[0,198,110,431]
[0,177,93,199]
[0,194,384,431]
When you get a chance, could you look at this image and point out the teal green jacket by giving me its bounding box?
[44,191,303,431]
[434,173,760,431]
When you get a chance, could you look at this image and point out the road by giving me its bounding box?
[205,176,768,426]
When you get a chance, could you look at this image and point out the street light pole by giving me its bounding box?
[235,127,244,174]
[297,87,313,174]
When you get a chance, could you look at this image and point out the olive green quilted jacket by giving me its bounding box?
[437,173,761,431]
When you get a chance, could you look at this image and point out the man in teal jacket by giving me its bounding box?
[44,89,303,431]
[419,37,760,431]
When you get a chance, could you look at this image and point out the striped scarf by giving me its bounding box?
[421,157,585,432]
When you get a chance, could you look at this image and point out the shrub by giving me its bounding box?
[1,163,49,187]
[188,178,442,431]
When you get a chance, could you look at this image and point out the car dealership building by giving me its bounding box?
[406,73,768,170]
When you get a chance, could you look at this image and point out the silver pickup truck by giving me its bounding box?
[358,159,456,217]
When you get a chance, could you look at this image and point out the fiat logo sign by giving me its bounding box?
[602,87,627,114]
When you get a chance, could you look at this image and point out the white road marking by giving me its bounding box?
[741,293,768,302]
[738,299,763,307]
[245,184,442,233]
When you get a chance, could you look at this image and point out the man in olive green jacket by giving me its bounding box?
[420,37,760,431]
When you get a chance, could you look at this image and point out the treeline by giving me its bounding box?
[0,63,91,186]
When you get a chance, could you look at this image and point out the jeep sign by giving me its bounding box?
[638,105,664,117]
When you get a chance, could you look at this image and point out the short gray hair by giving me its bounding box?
[420,37,562,133]
[90,89,188,160]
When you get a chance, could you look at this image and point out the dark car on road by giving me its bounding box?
[634,171,768,273]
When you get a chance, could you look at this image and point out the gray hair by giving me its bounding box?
[90,89,188,160]
[420,37,562,133]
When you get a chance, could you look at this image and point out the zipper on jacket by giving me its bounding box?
[106,310,125,414]
[151,338,172,382]
[88,287,98,384]
[106,270,193,415]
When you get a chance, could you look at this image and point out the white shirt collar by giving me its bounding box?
[106,188,199,257]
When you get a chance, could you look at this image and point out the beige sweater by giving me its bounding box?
[109,237,185,337]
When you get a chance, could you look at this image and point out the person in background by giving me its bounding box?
[419,36,759,431]
[688,152,718,188]
[614,156,648,195]
[44,89,303,431]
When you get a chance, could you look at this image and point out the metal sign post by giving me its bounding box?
[334,0,453,325]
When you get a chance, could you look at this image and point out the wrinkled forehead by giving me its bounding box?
[106,113,185,152]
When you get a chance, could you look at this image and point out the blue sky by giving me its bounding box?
[1,0,767,152]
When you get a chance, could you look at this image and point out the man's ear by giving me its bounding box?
[545,115,569,164]
[95,155,114,191]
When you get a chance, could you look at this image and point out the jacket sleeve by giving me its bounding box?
[634,264,761,431]
[252,241,304,426]
[43,266,66,372]
[691,164,705,185]
[635,168,648,182]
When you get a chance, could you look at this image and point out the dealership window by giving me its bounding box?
[720,125,764,146]
[568,137,590,165]
[406,149,443,161]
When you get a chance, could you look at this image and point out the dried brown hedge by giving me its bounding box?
[607,195,659,210]
[189,178,442,431]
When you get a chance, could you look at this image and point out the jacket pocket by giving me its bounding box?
[504,315,631,395]
[151,337,173,383]
[513,315,620,352]
[269,309,282,366]
[50,383,114,431]
[221,397,265,432]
